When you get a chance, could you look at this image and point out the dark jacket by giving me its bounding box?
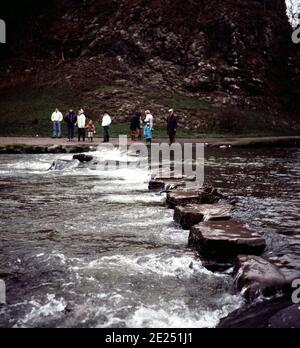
[130,114,141,131]
[167,114,177,134]
[64,112,77,125]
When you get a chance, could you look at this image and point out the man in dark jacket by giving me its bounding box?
[130,112,142,141]
[64,109,77,141]
[166,109,177,145]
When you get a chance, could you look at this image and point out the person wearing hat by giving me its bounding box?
[102,113,112,143]
[75,109,86,142]
[166,108,177,145]
[144,110,154,130]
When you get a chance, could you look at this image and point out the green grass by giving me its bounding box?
[0,87,82,137]
[0,86,297,138]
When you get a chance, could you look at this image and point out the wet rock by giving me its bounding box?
[166,187,223,208]
[268,304,300,328]
[47,145,65,154]
[73,154,93,163]
[48,159,79,171]
[234,255,289,302]
[64,301,76,313]
[152,173,196,181]
[201,259,233,273]
[174,203,233,229]
[218,297,292,328]
[188,220,266,263]
[148,179,186,191]
[266,255,300,284]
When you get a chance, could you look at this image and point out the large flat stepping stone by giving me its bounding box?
[188,220,266,262]
[174,203,233,229]
[167,187,222,208]
[234,255,289,302]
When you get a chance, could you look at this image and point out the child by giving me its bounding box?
[143,122,153,145]
[86,120,95,143]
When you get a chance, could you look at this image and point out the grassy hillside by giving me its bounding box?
[0,86,297,138]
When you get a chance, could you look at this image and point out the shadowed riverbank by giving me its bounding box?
[0,136,299,154]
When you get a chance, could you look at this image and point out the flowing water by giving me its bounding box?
[0,146,299,328]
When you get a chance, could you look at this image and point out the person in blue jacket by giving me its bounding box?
[64,109,77,141]
[143,122,153,145]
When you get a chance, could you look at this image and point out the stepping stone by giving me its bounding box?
[174,203,233,229]
[149,172,196,191]
[188,220,266,262]
[234,255,290,302]
[166,187,222,208]
[152,172,196,181]
[148,178,186,191]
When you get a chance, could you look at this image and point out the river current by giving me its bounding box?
[0,146,299,327]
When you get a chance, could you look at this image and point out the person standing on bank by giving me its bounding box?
[130,112,141,141]
[64,108,77,141]
[76,109,86,142]
[102,113,112,143]
[166,108,177,145]
[51,108,63,138]
[144,110,154,130]
[86,119,95,143]
[144,122,153,145]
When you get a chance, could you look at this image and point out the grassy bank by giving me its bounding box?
[0,86,297,138]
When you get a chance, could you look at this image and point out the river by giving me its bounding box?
[0,146,299,328]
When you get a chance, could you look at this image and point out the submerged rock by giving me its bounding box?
[48,159,79,171]
[73,154,93,163]
[166,187,222,208]
[174,203,233,229]
[234,255,290,302]
[188,220,266,262]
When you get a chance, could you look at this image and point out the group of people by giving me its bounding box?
[129,109,177,145]
[51,108,112,143]
[50,108,177,144]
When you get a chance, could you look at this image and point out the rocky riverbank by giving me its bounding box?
[0,136,299,154]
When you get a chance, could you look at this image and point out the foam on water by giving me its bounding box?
[125,296,243,328]
[72,253,212,278]
[13,294,66,328]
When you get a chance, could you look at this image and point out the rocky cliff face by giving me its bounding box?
[0,0,299,133]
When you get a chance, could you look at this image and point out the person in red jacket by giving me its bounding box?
[86,120,95,143]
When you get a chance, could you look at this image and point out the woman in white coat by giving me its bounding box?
[76,109,86,142]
